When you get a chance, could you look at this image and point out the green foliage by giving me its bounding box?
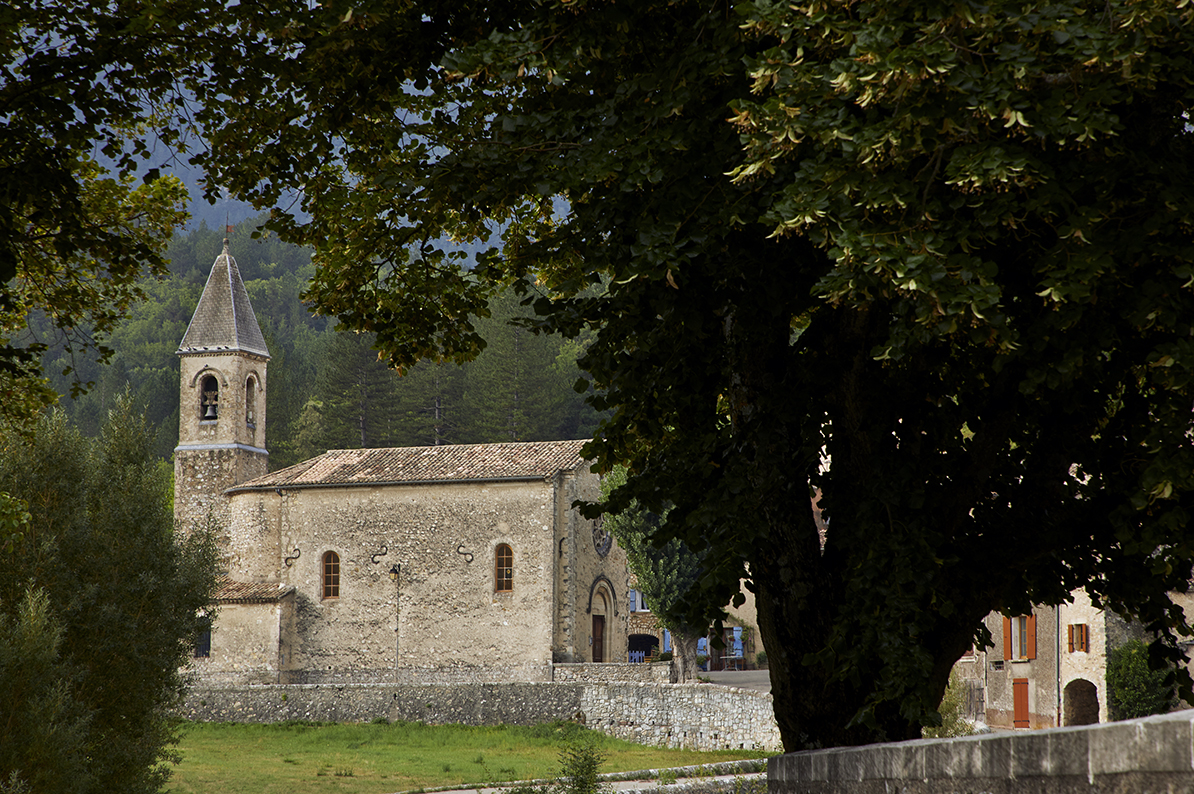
[1107,640,1178,721]
[20,0,1194,751]
[41,226,601,462]
[600,466,704,636]
[921,671,976,739]
[0,589,90,794]
[187,0,1194,749]
[556,734,608,794]
[0,402,220,793]
[601,466,706,678]
[1,158,188,432]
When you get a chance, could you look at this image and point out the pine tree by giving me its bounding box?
[390,360,466,447]
[313,327,400,449]
[461,288,573,443]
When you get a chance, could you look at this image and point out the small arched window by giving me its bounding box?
[245,376,256,424]
[322,551,340,599]
[495,544,513,592]
[200,374,219,420]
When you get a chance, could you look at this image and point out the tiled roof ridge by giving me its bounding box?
[231,439,591,492]
[178,239,270,357]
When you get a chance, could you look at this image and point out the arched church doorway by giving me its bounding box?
[591,588,609,662]
[1064,678,1099,725]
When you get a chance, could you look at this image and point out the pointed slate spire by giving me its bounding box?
[178,239,270,358]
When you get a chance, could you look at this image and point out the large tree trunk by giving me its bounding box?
[729,298,977,749]
[670,630,701,683]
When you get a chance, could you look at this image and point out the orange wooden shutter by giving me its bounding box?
[1027,614,1037,659]
[1068,624,1074,653]
[1013,678,1030,728]
[1003,616,1013,660]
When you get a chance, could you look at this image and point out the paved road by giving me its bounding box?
[701,670,771,693]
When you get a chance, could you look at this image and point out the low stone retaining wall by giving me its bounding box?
[553,662,672,684]
[768,709,1194,794]
[182,680,781,752]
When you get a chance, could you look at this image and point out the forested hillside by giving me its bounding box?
[33,214,604,466]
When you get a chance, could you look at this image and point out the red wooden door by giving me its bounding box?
[1013,678,1030,728]
[593,615,605,662]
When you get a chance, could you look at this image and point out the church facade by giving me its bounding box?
[176,243,628,685]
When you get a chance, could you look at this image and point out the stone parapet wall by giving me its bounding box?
[768,709,1194,794]
[554,662,672,684]
[181,680,781,752]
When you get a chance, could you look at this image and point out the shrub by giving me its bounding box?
[0,406,220,794]
[556,734,606,794]
[755,651,768,669]
[922,670,975,738]
[1107,639,1176,720]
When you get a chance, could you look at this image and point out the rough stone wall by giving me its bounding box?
[768,709,1194,794]
[174,350,268,534]
[194,597,293,684]
[1058,588,1109,724]
[177,351,268,450]
[553,662,672,684]
[628,612,663,643]
[180,679,781,751]
[982,604,1059,730]
[555,464,629,664]
[583,683,779,750]
[227,480,564,677]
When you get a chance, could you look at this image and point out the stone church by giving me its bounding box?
[175,242,629,684]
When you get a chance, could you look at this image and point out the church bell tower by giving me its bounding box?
[174,239,270,531]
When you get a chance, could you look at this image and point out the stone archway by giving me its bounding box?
[628,633,659,662]
[591,588,609,662]
[1064,678,1099,725]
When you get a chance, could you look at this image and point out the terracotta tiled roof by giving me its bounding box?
[229,439,590,492]
[212,577,294,603]
[178,240,270,357]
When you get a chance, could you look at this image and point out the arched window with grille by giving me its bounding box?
[322,551,340,599]
[494,544,513,592]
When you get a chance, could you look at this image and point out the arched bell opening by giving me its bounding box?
[245,376,257,425]
[200,374,220,421]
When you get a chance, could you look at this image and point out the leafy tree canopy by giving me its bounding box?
[601,465,706,681]
[14,0,1194,750]
[197,0,1194,748]
[1,0,209,430]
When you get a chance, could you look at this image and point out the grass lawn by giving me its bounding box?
[168,720,770,794]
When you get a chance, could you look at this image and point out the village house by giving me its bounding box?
[954,591,1194,730]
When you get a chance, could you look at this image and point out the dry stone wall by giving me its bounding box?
[553,662,671,684]
[181,678,781,751]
